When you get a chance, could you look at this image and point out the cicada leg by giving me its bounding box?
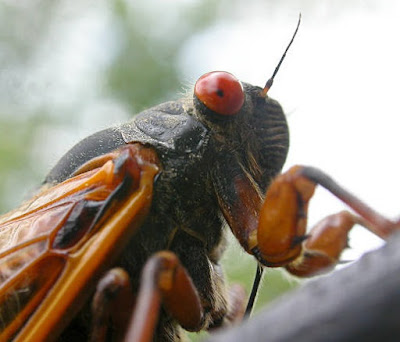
[120,251,203,342]
[90,268,134,342]
[253,165,399,276]
[89,253,246,342]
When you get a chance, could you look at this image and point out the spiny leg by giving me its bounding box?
[300,166,396,238]
[285,210,367,276]
[254,165,399,277]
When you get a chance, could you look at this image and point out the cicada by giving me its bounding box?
[0,17,397,342]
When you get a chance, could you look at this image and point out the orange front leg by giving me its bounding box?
[254,165,399,277]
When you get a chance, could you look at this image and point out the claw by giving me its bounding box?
[285,211,358,276]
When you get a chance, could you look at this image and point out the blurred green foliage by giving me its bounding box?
[0,0,220,210]
[107,0,220,111]
[0,0,299,340]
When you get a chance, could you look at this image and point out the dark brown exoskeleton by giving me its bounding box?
[43,68,290,341]
[0,15,397,342]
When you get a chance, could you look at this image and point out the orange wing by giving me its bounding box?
[0,144,160,341]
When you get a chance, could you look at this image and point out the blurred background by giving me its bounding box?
[1,0,399,340]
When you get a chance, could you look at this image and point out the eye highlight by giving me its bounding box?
[194,71,244,116]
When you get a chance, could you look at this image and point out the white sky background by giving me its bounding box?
[177,1,400,258]
[3,0,400,258]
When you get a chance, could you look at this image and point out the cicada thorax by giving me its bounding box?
[0,65,290,340]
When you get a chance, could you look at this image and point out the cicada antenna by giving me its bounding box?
[244,264,264,318]
[245,15,301,317]
[262,13,301,96]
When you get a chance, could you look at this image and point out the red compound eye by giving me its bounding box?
[194,71,244,116]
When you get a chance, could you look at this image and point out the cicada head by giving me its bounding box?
[193,70,289,191]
